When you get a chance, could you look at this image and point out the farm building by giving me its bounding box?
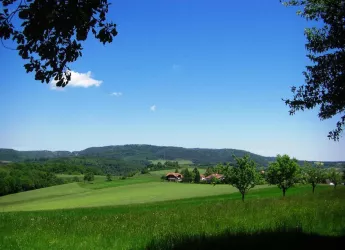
[165,173,183,182]
[200,174,206,181]
[205,174,224,182]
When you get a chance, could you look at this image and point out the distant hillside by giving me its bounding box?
[0,149,73,161]
[0,145,344,167]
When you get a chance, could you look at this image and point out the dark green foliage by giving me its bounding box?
[160,174,166,181]
[267,155,301,196]
[83,172,94,182]
[193,168,201,183]
[146,161,180,171]
[229,155,258,201]
[72,176,80,183]
[181,168,193,183]
[204,167,214,177]
[141,168,149,174]
[175,168,179,173]
[1,145,344,168]
[0,0,117,87]
[106,173,112,182]
[328,168,342,189]
[282,0,345,140]
[303,162,325,193]
[0,164,64,196]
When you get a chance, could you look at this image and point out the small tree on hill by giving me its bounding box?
[328,168,342,189]
[303,162,324,193]
[72,176,80,183]
[83,172,94,182]
[193,167,201,183]
[174,168,179,173]
[106,173,112,182]
[267,155,300,197]
[229,155,258,202]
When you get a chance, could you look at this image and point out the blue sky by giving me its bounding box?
[0,0,344,161]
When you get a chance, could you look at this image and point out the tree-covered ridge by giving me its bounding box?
[1,145,344,167]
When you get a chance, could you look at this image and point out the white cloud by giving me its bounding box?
[150,105,156,112]
[51,70,102,89]
[110,92,123,97]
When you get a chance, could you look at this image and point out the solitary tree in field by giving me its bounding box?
[303,162,324,193]
[328,168,342,189]
[229,155,258,202]
[193,167,201,183]
[83,172,94,182]
[0,0,117,87]
[282,0,345,140]
[267,155,300,197]
[106,173,112,182]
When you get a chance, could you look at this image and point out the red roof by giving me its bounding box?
[205,174,224,179]
[166,173,183,178]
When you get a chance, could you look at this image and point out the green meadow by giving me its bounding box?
[0,184,344,249]
[0,173,262,212]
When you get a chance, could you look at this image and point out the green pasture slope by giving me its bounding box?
[0,185,344,249]
[0,173,265,212]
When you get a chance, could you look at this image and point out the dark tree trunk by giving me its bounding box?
[283,188,286,197]
[241,193,245,202]
[312,185,315,193]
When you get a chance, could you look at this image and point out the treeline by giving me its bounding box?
[0,163,66,196]
[27,157,148,176]
[170,155,344,201]
[145,161,180,171]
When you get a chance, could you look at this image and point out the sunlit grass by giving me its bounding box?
[0,185,344,249]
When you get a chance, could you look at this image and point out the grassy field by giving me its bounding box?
[0,173,266,212]
[150,159,194,165]
[0,185,344,249]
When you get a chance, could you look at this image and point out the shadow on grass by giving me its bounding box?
[146,229,345,250]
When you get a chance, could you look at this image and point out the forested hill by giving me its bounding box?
[0,145,344,167]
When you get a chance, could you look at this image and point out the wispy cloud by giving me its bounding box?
[110,92,123,97]
[150,105,156,112]
[51,71,102,89]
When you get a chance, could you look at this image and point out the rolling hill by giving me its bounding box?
[0,145,344,167]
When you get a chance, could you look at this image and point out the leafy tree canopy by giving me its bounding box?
[282,0,345,140]
[327,167,342,188]
[0,0,117,87]
[229,155,258,201]
[267,154,300,196]
[303,162,325,193]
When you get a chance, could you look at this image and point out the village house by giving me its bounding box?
[205,173,224,183]
[165,173,183,182]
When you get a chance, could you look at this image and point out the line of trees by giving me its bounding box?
[175,154,344,202]
[0,165,66,196]
[145,161,180,171]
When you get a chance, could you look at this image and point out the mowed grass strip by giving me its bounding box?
[77,174,160,190]
[0,186,344,250]
[0,179,269,212]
